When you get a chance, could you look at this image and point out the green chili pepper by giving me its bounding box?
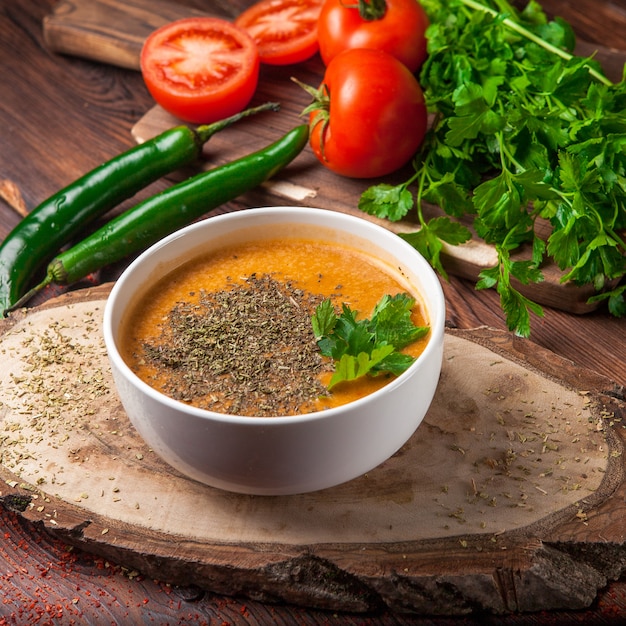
[0,102,280,316]
[8,125,309,314]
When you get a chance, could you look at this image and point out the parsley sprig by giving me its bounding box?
[311,294,430,390]
[359,0,626,336]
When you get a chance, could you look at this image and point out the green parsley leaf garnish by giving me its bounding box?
[358,0,626,337]
[312,294,430,390]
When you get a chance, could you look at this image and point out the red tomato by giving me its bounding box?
[307,48,427,178]
[235,0,323,66]
[317,0,429,73]
[140,17,260,124]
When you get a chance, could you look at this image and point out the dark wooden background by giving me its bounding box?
[1,0,626,623]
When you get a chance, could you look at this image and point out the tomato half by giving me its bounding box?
[140,17,260,124]
[235,0,323,65]
[306,48,427,178]
[317,0,429,73]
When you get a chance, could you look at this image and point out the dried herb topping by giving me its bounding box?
[140,273,331,416]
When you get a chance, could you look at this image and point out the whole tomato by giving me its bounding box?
[317,0,429,73]
[304,48,427,179]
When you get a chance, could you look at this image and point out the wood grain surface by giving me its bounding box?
[42,0,223,69]
[1,0,626,623]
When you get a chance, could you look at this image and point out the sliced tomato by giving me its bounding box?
[140,17,260,124]
[235,0,323,66]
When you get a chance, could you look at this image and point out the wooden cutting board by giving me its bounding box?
[1,285,625,614]
[42,0,626,315]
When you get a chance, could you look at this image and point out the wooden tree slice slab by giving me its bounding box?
[1,285,625,615]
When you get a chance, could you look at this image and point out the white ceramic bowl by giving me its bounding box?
[103,207,445,495]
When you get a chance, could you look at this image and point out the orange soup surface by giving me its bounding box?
[120,237,430,417]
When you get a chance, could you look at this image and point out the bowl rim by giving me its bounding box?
[102,206,445,426]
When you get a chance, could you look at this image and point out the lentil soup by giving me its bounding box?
[120,236,429,417]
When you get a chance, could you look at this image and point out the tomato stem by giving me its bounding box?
[342,0,387,21]
[292,77,331,161]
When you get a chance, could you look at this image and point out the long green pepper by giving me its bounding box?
[0,102,279,316]
[9,125,309,313]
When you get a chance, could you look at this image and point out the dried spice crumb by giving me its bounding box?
[0,312,113,478]
[140,273,332,417]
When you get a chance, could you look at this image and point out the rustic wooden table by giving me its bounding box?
[1,0,625,623]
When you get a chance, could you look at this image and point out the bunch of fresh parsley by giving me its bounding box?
[359,0,626,336]
[311,294,430,389]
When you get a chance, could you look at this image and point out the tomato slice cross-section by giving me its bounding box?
[141,17,260,124]
[235,0,323,65]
